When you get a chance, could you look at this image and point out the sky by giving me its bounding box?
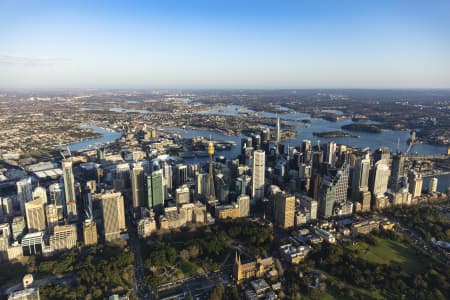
[0,0,449,89]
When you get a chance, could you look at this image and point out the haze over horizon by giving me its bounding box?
[1,0,449,89]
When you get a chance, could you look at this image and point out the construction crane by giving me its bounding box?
[405,130,416,155]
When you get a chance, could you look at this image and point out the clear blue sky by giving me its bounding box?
[0,0,449,89]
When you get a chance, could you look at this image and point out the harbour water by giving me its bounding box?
[199,105,449,155]
[62,125,121,151]
[67,105,450,191]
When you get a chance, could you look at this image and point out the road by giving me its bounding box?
[390,217,450,266]
[126,207,152,300]
[157,266,233,300]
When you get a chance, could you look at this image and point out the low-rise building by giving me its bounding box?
[234,252,275,284]
[215,203,240,219]
[137,217,157,238]
[314,228,336,244]
[280,243,312,264]
[351,219,380,236]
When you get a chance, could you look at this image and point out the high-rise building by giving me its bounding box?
[113,163,130,191]
[83,219,98,246]
[49,183,64,221]
[174,164,188,188]
[326,142,337,166]
[45,204,59,231]
[195,172,208,199]
[207,141,216,201]
[100,192,126,242]
[32,187,47,202]
[318,178,336,218]
[49,224,77,251]
[234,176,248,196]
[22,232,44,256]
[17,177,33,216]
[215,173,229,203]
[146,169,164,215]
[252,150,265,202]
[274,193,295,229]
[300,196,318,220]
[0,223,10,244]
[351,154,371,202]
[25,199,46,233]
[389,153,405,192]
[428,177,438,193]
[370,160,390,203]
[373,147,390,164]
[131,163,145,209]
[335,164,350,204]
[11,216,25,241]
[408,171,423,198]
[318,164,349,218]
[1,196,13,217]
[62,160,78,222]
[160,159,173,199]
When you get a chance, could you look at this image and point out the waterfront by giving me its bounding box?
[199,105,449,155]
[62,125,121,151]
[67,106,450,191]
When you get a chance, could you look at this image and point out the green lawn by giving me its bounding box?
[324,275,385,300]
[349,237,425,273]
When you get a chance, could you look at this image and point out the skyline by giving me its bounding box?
[1,0,450,89]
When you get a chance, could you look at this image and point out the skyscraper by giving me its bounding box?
[335,164,350,204]
[408,170,423,198]
[326,142,337,166]
[207,141,216,201]
[252,150,265,203]
[146,169,164,214]
[351,153,371,202]
[174,164,188,188]
[276,116,281,145]
[389,153,405,192]
[113,163,130,191]
[131,163,145,209]
[318,177,336,218]
[49,183,64,221]
[25,198,46,233]
[370,160,390,197]
[318,164,349,217]
[16,177,33,216]
[373,147,390,164]
[428,177,438,193]
[62,160,78,222]
[160,159,173,200]
[274,193,295,229]
[101,192,126,242]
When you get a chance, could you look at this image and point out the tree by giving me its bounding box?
[180,249,190,261]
